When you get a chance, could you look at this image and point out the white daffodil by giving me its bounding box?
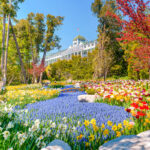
[19,137,26,146]
[3,131,10,140]
[49,120,52,124]
[34,119,40,128]
[62,124,67,130]
[45,130,51,136]
[55,134,59,138]
[18,133,27,145]
[4,106,8,112]
[6,122,14,129]
[51,122,56,128]
[24,109,28,113]
[30,124,38,132]
[38,135,44,141]
[72,126,76,132]
[77,121,81,126]
[62,117,67,123]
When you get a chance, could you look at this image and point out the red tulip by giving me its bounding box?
[135,115,139,119]
[126,108,131,113]
[131,103,139,109]
[139,105,149,110]
[141,101,147,105]
[137,111,146,117]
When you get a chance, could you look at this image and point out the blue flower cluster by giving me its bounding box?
[22,88,131,128]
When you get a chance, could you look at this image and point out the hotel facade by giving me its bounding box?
[45,35,97,65]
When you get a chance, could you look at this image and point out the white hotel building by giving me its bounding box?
[45,35,97,65]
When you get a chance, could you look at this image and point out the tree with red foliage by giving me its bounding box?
[106,0,150,79]
[28,58,46,83]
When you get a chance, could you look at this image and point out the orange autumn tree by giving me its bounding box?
[107,0,150,79]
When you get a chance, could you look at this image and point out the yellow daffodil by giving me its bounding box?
[90,118,96,125]
[84,120,90,127]
[103,129,109,136]
[116,131,121,137]
[85,142,90,147]
[107,120,113,126]
[89,134,95,142]
[101,123,105,129]
[76,134,83,140]
[117,123,122,129]
[93,125,99,132]
[123,120,129,127]
[112,125,117,131]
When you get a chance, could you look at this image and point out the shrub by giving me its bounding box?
[86,88,97,95]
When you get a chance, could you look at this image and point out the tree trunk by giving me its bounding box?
[137,71,140,80]
[35,45,39,64]
[105,68,108,79]
[10,19,27,83]
[28,25,36,84]
[104,51,106,82]
[149,69,150,80]
[1,14,6,86]
[39,47,47,83]
[8,75,15,85]
[3,2,11,87]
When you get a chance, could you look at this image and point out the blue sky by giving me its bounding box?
[17,0,98,54]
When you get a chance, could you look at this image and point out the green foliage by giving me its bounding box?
[45,15,64,51]
[110,65,122,76]
[91,0,127,78]
[0,10,63,85]
[0,88,6,95]
[127,62,149,80]
[48,82,65,89]
[127,65,138,80]
[140,70,149,79]
[86,88,96,95]
[46,53,94,81]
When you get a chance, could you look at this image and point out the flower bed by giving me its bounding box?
[48,82,66,89]
[82,80,150,134]
[0,80,150,149]
[12,91,131,149]
[1,84,60,108]
[6,84,42,91]
[0,103,133,150]
[81,80,149,106]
